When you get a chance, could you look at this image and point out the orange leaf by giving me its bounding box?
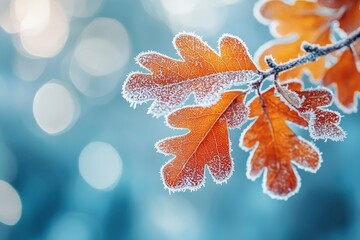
[338,0,360,34]
[323,50,360,113]
[353,42,360,72]
[276,82,346,141]
[318,0,353,9]
[337,0,360,71]
[241,82,322,200]
[123,33,258,116]
[157,91,248,192]
[255,0,335,80]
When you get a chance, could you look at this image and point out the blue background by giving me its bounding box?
[0,0,360,239]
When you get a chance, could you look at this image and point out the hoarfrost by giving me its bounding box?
[240,83,322,200]
[295,87,346,141]
[156,91,246,192]
[277,82,346,142]
[123,32,258,116]
[221,92,249,128]
[304,110,346,141]
[124,70,256,116]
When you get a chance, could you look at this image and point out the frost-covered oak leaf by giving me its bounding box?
[276,82,346,141]
[323,50,360,113]
[122,33,258,116]
[241,83,322,200]
[157,91,248,192]
[255,0,335,81]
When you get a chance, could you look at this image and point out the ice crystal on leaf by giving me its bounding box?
[157,91,248,192]
[256,0,360,113]
[123,33,258,116]
[276,82,346,141]
[241,83,322,200]
[122,6,357,198]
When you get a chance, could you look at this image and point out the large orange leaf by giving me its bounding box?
[157,91,248,192]
[255,0,335,81]
[241,82,322,200]
[323,50,360,113]
[123,33,258,116]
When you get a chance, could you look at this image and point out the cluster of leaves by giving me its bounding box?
[122,0,359,200]
[256,0,360,112]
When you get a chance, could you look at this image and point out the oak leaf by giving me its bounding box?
[157,91,248,192]
[275,82,346,141]
[323,50,360,113]
[241,82,323,200]
[122,33,258,116]
[255,0,335,81]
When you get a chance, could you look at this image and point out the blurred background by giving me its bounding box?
[0,0,360,239]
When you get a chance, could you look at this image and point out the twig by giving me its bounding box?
[253,27,360,88]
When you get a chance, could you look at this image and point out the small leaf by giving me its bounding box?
[157,91,248,192]
[278,82,346,141]
[241,82,321,200]
[123,33,258,116]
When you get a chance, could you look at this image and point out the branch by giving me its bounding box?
[253,27,360,87]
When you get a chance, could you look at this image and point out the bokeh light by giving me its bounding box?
[0,0,16,33]
[141,0,228,35]
[79,142,122,190]
[0,0,359,239]
[69,17,130,98]
[69,58,121,98]
[74,18,130,76]
[160,0,199,15]
[12,53,47,81]
[0,180,22,226]
[33,81,77,135]
[14,0,50,33]
[18,0,69,58]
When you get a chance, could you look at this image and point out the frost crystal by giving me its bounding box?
[157,91,247,192]
[122,32,258,116]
